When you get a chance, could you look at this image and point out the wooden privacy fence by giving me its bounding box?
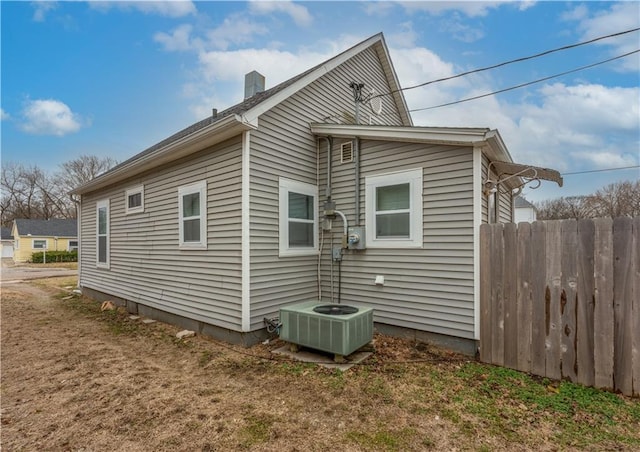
[479,217,639,397]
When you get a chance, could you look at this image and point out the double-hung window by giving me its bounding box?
[96,199,110,268]
[178,180,207,249]
[365,168,423,248]
[125,185,144,214]
[33,239,47,249]
[279,178,318,257]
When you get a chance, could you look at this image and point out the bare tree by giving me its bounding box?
[536,179,640,220]
[57,155,117,192]
[590,180,640,218]
[1,155,117,227]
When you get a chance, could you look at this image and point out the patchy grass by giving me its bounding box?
[3,278,639,452]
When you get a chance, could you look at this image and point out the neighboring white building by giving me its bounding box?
[514,196,537,223]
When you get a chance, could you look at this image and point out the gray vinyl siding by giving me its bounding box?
[79,137,244,330]
[319,139,476,339]
[497,186,513,223]
[248,46,404,329]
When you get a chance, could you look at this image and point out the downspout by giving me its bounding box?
[318,137,333,302]
[72,195,81,289]
[354,137,361,226]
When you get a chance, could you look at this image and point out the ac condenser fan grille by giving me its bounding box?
[312,305,359,315]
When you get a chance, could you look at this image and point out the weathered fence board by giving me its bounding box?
[633,217,640,396]
[613,217,633,395]
[480,224,492,364]
[516,222,532,373]
[594,218,614,390]
[561,220,577,382]
[490,224,505,366]
[576,219,595,386]
[504,223,518,369]
[545,220,562,380]
[530,221,546,377]
[480,217,638,397]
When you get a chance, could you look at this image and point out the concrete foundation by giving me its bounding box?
[81,286,478,354]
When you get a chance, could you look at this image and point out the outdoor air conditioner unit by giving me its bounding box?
[279,300,373,357]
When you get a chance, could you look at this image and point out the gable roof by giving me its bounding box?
[72,33,410,195]
[13,219,77,238]
[514,196,536,209]
[1,227,13,240]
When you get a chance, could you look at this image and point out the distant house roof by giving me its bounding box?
[1,227,13,240]
[14,219,77,237]
[72,33,410,195]
[514,196,536,209]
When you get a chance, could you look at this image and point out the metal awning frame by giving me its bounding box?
[484,160,563,196]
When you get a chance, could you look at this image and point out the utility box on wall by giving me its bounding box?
[347,227,366,250]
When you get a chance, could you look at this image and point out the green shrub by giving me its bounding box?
[31,250,78,263]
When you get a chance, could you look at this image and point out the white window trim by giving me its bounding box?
[178,180,207,250]
[32,239,47,250]
[96,199,110,269]
[279,178,318,257]
[68,240,79,252]
[125,185,144,214]
[365,168,423,248]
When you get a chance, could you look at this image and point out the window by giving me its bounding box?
[178,180,207,249]
[125,185,144,214]
[97,199,109,268]
[279,178,318,257]
[365,168,423,248]
[68,240,78,252]
[33,239,47,249]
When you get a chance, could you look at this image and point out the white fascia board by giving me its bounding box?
[472,147,483,341]
[310,123,491,146]
[483,130,513,163]
[72,114,254,195]
[242,34,385,124]
[375,38,413,127]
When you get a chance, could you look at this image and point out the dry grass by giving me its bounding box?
[1,278,639,451]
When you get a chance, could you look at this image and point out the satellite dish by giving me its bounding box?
[369,88,382,115]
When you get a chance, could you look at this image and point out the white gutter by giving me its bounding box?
[72,114,255,195]
[310,123,494,146]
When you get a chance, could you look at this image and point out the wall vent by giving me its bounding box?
[340,142,353,163]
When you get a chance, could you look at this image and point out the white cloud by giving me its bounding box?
[20,99,83,136]
[1,108,9,121]
[439,15,485,43]
[248,1,312,27]
[388,22,419,48]
[563,2,640,72]
[154,24,198,52]
[31,1,57,22]
[89,1,196,18]
[399,1,506,17]
[205,15,270,51]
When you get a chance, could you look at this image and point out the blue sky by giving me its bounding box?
[1,1,638,202]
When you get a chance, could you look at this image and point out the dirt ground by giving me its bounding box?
[1,278,638,451]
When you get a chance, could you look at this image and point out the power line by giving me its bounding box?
[410,49,639,112]
[562,165,640,176]
[377,27,640,99]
